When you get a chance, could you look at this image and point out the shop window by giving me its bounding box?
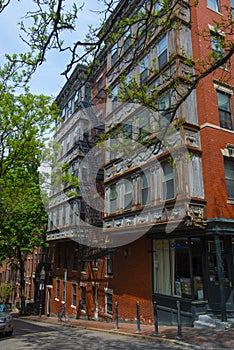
[124,179,132,210]
[162,161,174,200]
[105,292,113,315]
[207,239,229,284]
[142,172,151,205]
[72,283,77,307]
[217,91,233,130]
[154,239,204,300]
[158,35,168,69]
[207,0,220,12]
[224,158,234,199]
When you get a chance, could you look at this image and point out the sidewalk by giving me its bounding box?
[23,315,234,349]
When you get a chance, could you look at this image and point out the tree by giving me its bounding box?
[0,165,48,314]
[1,282,13,303]
[0,79,59,313]
[0,1,233,141]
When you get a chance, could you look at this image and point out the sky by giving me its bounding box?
[0,0,105,97]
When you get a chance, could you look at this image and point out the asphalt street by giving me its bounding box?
[0,318,190,350]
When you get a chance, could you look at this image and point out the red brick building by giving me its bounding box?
[46,0,234,326]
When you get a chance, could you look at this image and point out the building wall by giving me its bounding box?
[110,237,153,323]
[190,0,234,219]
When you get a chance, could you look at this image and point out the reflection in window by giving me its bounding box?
[224,158,234,199]
[142,172,151,205]
[217,91,233,130]
[124,179,132,210]
[207,0,220,12]
[162,161,174,200]
[158,35,168,68]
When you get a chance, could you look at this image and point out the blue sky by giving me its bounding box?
[0,0,104,97]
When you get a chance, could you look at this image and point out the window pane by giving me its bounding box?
[217,92,231,112]
[142,173,151,205]
[207,0,220,12]
[162,162,174,200]
[158,36,168,68]
[124,180,132,210]
[224,159,234,199]
[217,92,233,130]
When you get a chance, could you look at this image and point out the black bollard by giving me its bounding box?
[153,300,159,336]
[115,301,119,330]
[176,300,182,339]
[136,301,141,333]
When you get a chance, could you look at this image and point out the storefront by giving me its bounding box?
[151,219,234,325]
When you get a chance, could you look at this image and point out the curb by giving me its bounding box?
[20,316,202,349]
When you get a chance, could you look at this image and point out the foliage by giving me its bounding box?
[0,282,13,303]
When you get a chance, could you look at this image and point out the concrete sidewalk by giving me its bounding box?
[23,315,234,349]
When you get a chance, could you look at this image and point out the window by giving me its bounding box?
[105,292,113,315]
[224,158,234,199]
[140,55,148,83]
[80,286,86,311]
[72,283,77,307]
[111,43,118,65]
[124,179,132,210]
[110,137,117,161]
[158,92,171,122]
[211,32,224,61]
[111,85,118,110]
[217,91,233,130]
[97,77,103,99]
[207,0,220,12]
[56,280,60,299]
[72,245,79,270]
[154,239,204,299]
[142,172,151,205]
[138,109,150,141]
[162,161,174,200]
[66,99,72,118]
[158,35,168,69]
[231,0,234,18]
[155,1,163,12]
[110,184,117,214]
[123,27,131,52]
[106,254,113,275]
